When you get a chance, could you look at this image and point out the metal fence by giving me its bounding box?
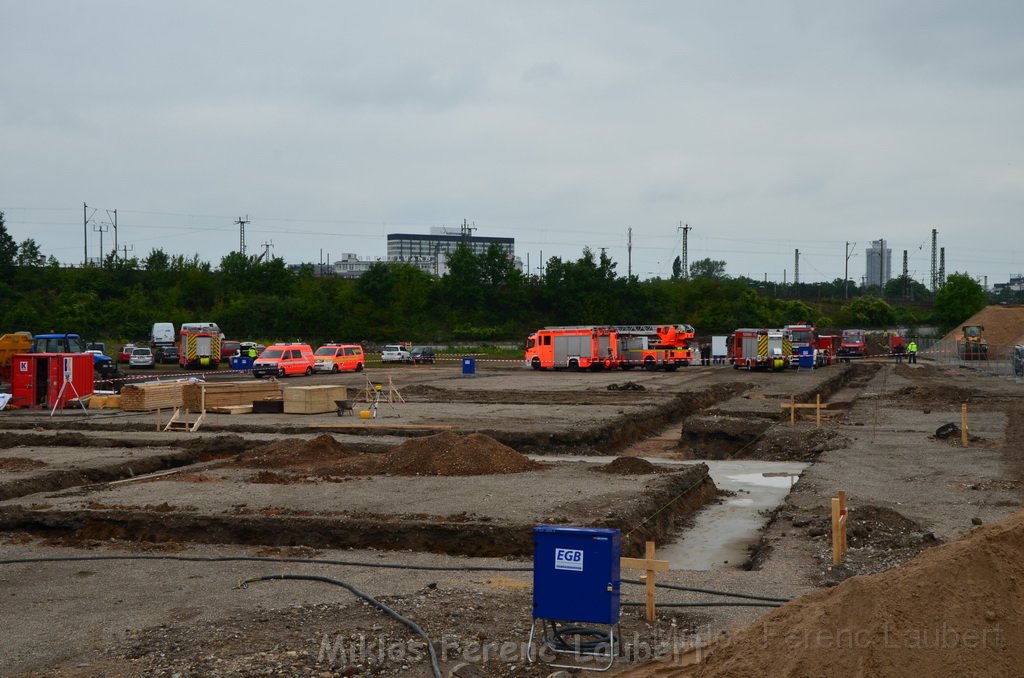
[914,338,1024,380]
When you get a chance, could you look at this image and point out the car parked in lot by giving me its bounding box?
[381,344,410,363]
[409,346,436,364]
[251,343,316,378]
[314,343,365,373]
[118,344,136,363]
[156,344,180,364]
[221,340,241,363]
[128,347,155,369]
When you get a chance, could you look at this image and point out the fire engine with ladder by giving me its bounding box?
[524,324,695,371]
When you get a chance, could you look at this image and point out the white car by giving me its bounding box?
[128,347,156,369]
[380,344,410,363]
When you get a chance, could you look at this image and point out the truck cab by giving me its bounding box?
[30,333,119,380]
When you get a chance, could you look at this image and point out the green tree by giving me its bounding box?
[839,296,897,327]
[0,212,16,268]
[932,273,987,330]
[689,258,727,280]
[16,239,45,267]
[671,256,682,281]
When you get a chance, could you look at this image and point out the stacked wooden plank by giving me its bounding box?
[119,382,187,412]
[283,385,348,414]
[183,381,282,411]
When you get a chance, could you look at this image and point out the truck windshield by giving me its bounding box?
[261,349,284,359]
[789,330,813,343]
[964,327,982,338]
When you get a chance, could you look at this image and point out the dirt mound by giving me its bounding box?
[182,434,260,458]
[229,435,354,470]
[593,457,665,475]
[681,508,1024,678]
[749,427,849,462]
[940,304,1024,346]
[0,457,48,471]
[381,432,541,476]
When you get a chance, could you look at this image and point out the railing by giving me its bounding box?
[914,339,1023,379]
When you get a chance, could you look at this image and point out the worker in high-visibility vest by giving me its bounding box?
[908,340,918,364]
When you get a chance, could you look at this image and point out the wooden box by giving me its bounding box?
[283,385,348,415]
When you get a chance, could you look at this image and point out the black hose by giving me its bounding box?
[542,621,613,653]
[0,553,530,572]
[239,573,442,678]
[622,577,791,603]
[0,556,791,603]
[622,601,781,608]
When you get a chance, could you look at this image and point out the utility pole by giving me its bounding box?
[107,209,118,259]
[939,247,945,286]
[92,222,109,263]
[260,241,273,262]
[460,218,476,244]
[679,222,692,280]
[235,215,250,255]
[120,244,134,260]
[930,228,938,292]
[902,249,909,300]
[844,241,856,299]
[794,249,800,286]
[627,227,632,278]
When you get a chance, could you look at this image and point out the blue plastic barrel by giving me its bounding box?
[462,357,476,375]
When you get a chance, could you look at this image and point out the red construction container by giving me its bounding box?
[10,353,94,409]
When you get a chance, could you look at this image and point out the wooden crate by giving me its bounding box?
[120,382,187,412]
[182,381,282,410]
[283,385,348,414]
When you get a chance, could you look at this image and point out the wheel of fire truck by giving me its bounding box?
[603,357,613,370]
[643,357,657,371]
[331,364,339,373]
[278,367,286,378]
[531,357,542,370]
[356,363,364,372]
[305,366,313,376]
[568,359,580,371]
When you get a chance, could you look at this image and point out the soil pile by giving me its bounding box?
[229,435,354,470]
[0,457,47,471]
[381,432,541,476]
[940,304,1024,346]
[676,509,1024,678]
[593,457,665,475]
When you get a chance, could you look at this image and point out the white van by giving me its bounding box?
[151,322,176,347]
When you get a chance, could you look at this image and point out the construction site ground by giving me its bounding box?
[1,358,1022,677]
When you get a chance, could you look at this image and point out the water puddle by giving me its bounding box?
[531,455,804,571]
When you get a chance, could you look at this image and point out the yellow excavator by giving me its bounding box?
[958,324,989,360]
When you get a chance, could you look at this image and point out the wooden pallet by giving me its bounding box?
[183,381,281,410]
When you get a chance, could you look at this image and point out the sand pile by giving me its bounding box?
[674,509,1024,678]
[381,432,541,476]
[230,435,354,470]
[940,305,1024,346]
[593,457,665,475]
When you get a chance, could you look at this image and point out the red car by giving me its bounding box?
[117,344,136,363]
[221,340,241,363]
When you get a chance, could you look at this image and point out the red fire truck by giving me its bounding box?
[784,322,830,367]
[730,328,790,370]
[179,322,222,370]
[836,329,867,362]
[615,324,694,370]
[525,326,621,371]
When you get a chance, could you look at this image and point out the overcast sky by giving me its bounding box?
[2,1,1022,286]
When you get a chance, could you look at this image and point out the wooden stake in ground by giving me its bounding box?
[620,541,669,622]
[832,491,848,566]
[781,396,829,428]
[961,402,969,448]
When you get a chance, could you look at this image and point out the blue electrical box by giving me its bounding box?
[798,345,815,369]
[533,526,621,625]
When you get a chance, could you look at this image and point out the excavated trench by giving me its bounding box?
[678,363,878,461]
[0,464,714,558]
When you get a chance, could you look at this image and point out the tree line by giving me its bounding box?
[0,211,991,345]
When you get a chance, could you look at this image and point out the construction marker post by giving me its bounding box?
[961,403,969,448]
[831,490,848,566]
[530,526,621,672]
[620,541,669,622]
[781,396,829,428]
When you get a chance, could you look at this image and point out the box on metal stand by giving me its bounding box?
[529,525,621,672]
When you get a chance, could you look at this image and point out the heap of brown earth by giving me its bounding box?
[641,508,1024,677]
[228,431,540,478]
[381,431,541,475]
[940,304,1024,346]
